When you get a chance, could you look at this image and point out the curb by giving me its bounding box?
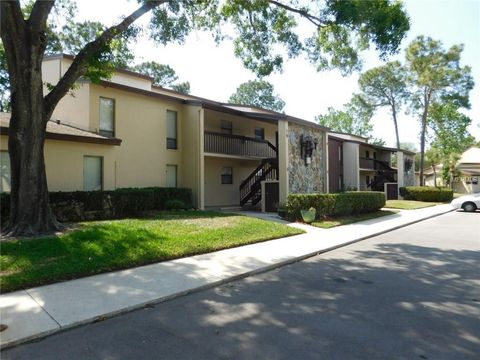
[0,206,454,350]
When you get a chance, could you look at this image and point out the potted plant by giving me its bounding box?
[300,207,316,223]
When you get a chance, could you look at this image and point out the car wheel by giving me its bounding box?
[462,202,477,212]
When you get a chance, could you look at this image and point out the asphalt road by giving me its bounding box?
[3,210,480,360]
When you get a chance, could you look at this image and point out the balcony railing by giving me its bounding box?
[359,157,393,171]
[204,131,277,159]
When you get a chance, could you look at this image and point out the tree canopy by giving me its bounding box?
[131,61,190,94]
[228,80,285,112]
[315,94,384,145]
[358,60,408,149]
[405,35,474,185]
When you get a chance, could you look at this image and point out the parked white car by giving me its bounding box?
[451,193,480,212]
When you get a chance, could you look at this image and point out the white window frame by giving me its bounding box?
[166,110,178,150]
[83,156,103,191]
[166,164,178,188]
[99,97,115,137]
[0,150,11,193]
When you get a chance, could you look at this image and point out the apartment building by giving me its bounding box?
[0,54,329,211]
[327,132,416,199]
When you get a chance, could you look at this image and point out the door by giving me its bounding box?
[265,182,279,212]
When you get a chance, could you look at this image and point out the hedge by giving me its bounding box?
[0,187,192,225]
[399,186,453,202]
[286,191,385,221]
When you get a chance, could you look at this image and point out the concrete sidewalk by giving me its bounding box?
[0,204,454,349]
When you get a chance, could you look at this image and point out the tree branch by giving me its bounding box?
[0,0,24,39]
[267,0,325,28]
[0,0,26,87]
[28,0,55,32]
[44,0,166,118]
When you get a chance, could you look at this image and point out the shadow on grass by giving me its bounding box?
[0,211,300,293]
[0,224,168,292]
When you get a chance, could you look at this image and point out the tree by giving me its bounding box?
[228,80,285,112]
[131,61,190,94]
[424,146,442,186]
[358,61,408,149]
[0,42,9,112]
[391,142,418,170]
[427,102,476,184]
[316,94,374,138]
[1,0,410,235]
[405,36,474,186]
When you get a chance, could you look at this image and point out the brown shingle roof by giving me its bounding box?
[0,113,121,146]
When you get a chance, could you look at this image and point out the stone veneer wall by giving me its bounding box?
[404,153,415,186]
[287,123,326,194]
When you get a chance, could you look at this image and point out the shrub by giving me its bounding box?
[0,187,192,225]
[165,199,187,210]
[399,186,453,202]
[286,191,385,221]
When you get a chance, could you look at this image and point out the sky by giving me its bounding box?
[75,0,480,150]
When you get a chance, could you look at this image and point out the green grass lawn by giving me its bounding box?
[384,200,443,210]
[311,210,398,229]
[0,211,304,293]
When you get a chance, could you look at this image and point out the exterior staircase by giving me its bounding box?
[367,159,397,191]
[239,158,278,206]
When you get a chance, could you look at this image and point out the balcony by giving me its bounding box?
[204,131,277,159]
[359,157,393,171]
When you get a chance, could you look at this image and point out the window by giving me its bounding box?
[0,151,11,193]
[366,175,370,186]
[365,150,370,158]
[221,167,233,184]
[167,110,178,149]
[254,128,265,140]
[99,97,115,137]
[84,156,103,191]
[221,120,232,135]
[166,165,177,188]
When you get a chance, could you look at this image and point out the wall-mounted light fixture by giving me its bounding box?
[300,135,318,166]
[404,158,413,172]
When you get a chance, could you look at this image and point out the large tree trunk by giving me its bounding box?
[418,110,428,186]
[392,105,400,150]
[1,0,60,236]
[5,55,61,236]
[7,108,60,236]
[1,0,163,236]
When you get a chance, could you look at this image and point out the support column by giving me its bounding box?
[278,120,289,205]
[397,151,405,199]
[199,108,205,209]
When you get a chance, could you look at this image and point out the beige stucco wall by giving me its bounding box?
[1,135,116,192]
[2,81,202,194]
[89,84,185,189]
[204,109,278,145]
[181,105,203,208]
[204,156,259,207]
[342,142,360,190]
[42,58,92,131]
[52,83,91,131]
